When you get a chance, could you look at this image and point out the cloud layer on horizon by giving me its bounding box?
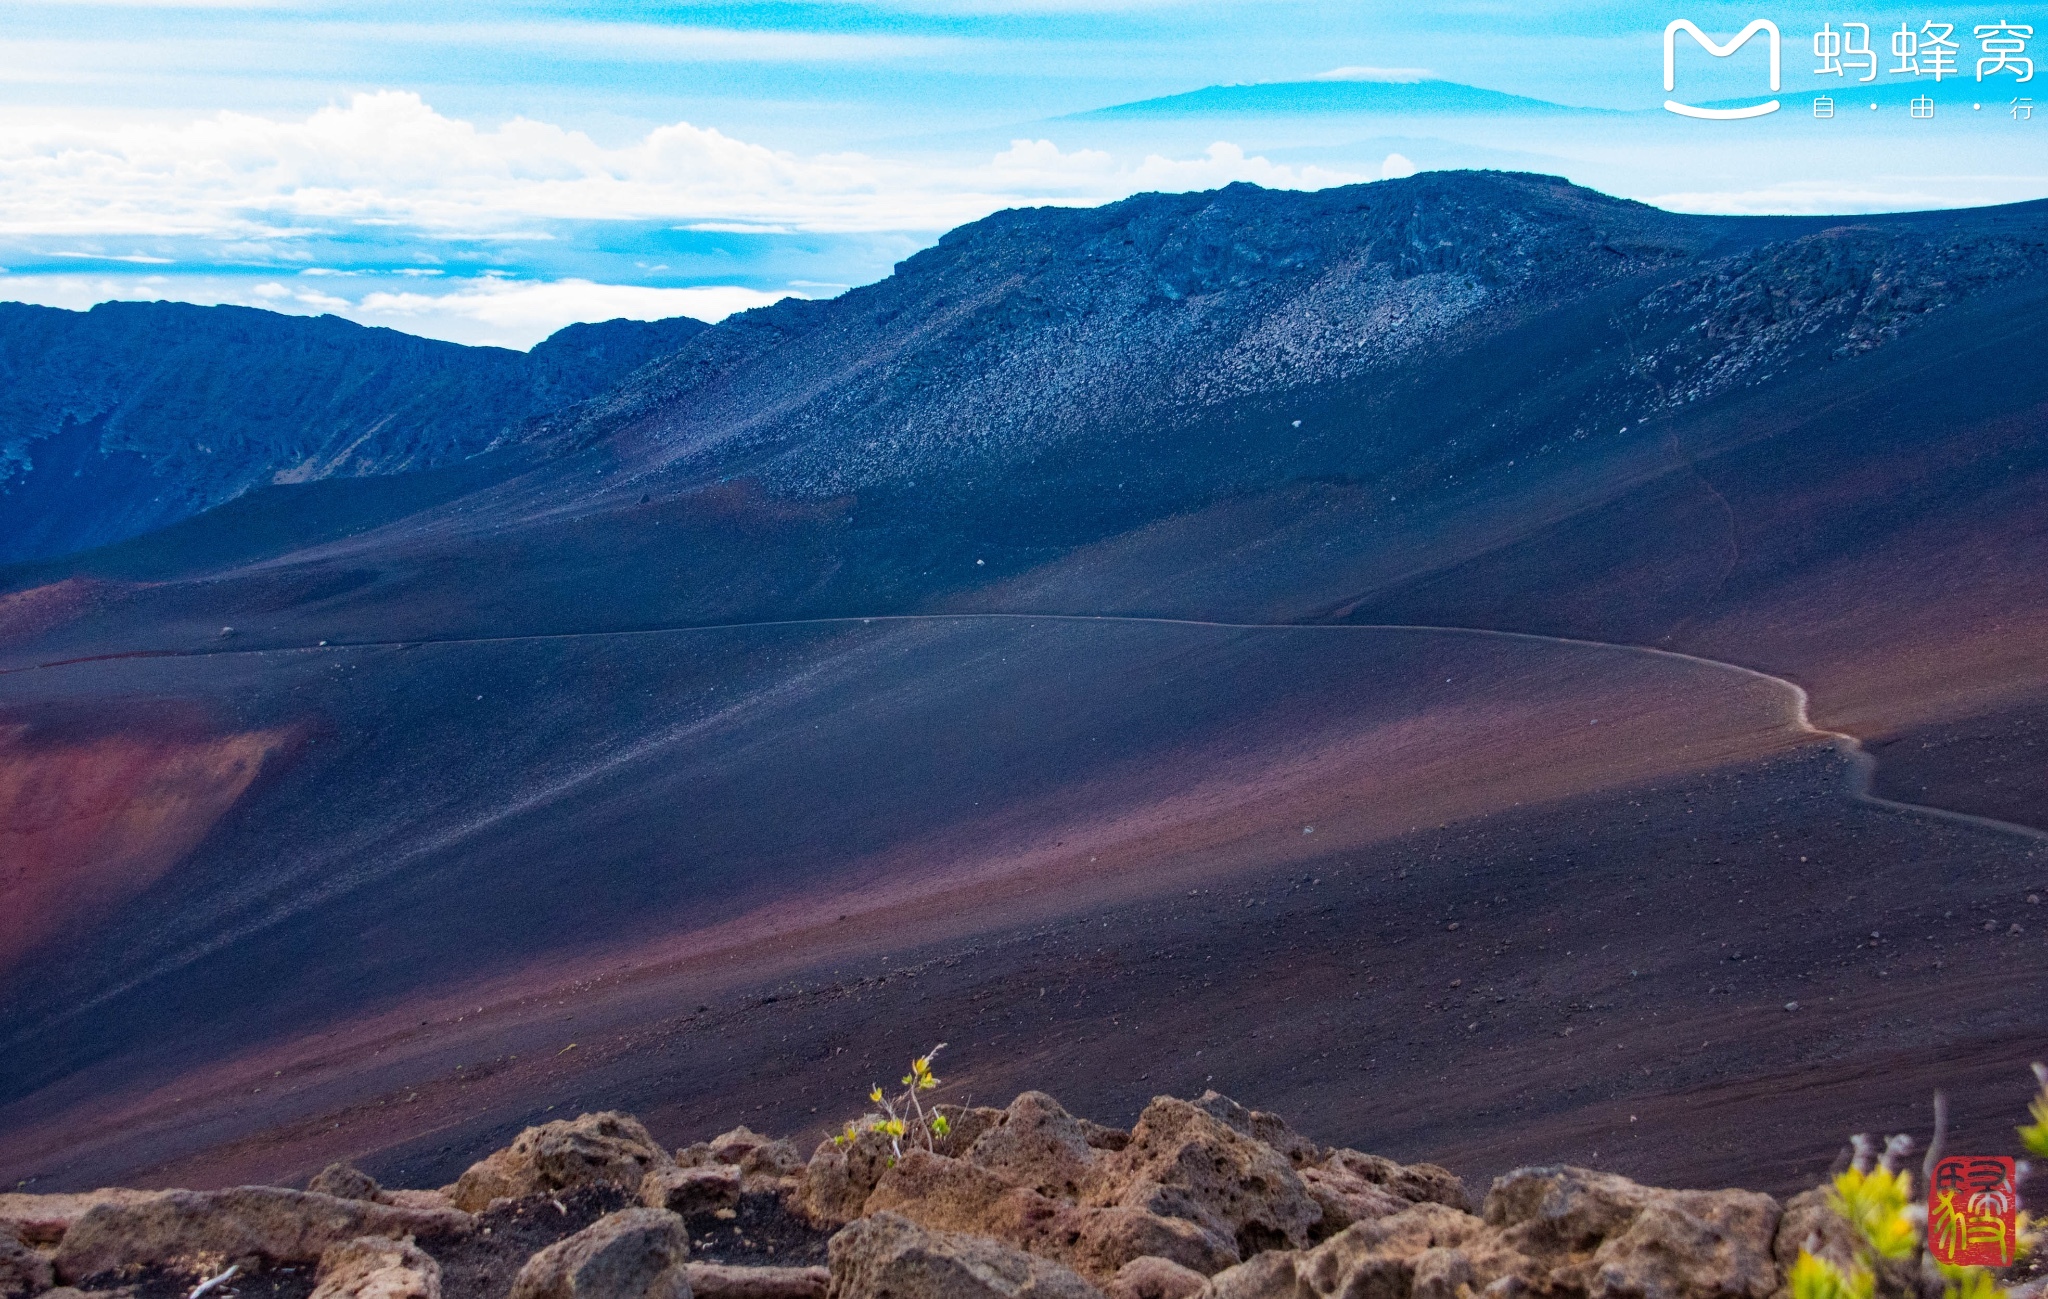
[0,91,1364,243]
[0,270,793,348]
[0,90,1378,345]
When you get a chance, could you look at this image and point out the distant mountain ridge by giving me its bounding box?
[1070,78,1614,118]
[540,174,2048,519]
[547,174,1707,499]
[0,303,707,563]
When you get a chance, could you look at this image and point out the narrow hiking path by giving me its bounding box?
[8,610,2045,846]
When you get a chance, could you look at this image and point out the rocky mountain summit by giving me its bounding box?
[548,176,2048,511]
[3,1089,2022,1299]
[549,173,1716,494]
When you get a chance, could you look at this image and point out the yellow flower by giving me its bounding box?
[870,1085,884,1104]
[1830,1166,1917,1261]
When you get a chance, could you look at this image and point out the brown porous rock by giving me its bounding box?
[825,1211,1103,1299]
[1320,1150,1472,1213]
[642,1166,743,1218]
[452,1114,676,1213]
[1486,1167,1781,1299]
[932,1107,1008,1159]
[0,1191,173,1249]
[684,1263,829,1299]
[1186,1094,1323,1171]
[53,1188,472,1283]
[507,1207,691,1299]
[965,1094,1100,1201]
[796,1132,899,1229]
[1203,1201,1544,1299]
[1295,1166,1408,1238]
[1103,1256,1206,1299]
[308,1166,382,1204]
[866,1151,1236,1282]
[1,1228,55,1299]
[1083,1098,1322,1257]
[309,1237,441,1299]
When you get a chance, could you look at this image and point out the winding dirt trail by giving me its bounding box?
[8,611,2045,846]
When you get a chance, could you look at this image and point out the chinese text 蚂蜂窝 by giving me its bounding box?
[1813,20,2033,81]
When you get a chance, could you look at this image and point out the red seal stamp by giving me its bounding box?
[1928,1155,2019,1266]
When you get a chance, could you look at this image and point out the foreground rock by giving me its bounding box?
[965,1094,1101,1201]
[642,1166,743,1218]
[686,1263,829,1299]
[1486,1166,1780,1299]
[1204,1201,1542,1299]
[309,1165,384,1204]
[1,1229,55,1299]
[52,1187,473,1282]
[0,1191,171,1248]
[1084,1097,1323,1255]
[509,1207,691,1299]
[1104,1257,1207,1299]
[827,1212,1103,1299]
[797,1131,900,1229]
[1315,1149,1469,1214]
[310,1237,443,1299]
[866,1150,1236,1282]
[707,1129,807,1189]
[1,1088,1836,1299]
[454,1113,676,1213]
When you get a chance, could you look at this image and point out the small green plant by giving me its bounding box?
[1830,1164,1918,1261]
[1939,1263,2011,1299]
[2017,1063,2048,1159]
[1804,1068,2048,1299]
[1788,1251,1873,1299]
[830,1042,949,1164]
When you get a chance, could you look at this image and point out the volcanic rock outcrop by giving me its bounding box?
[0,1091,1929,1299]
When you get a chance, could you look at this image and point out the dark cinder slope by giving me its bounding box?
[0,303,707,563]
[3,173,2047,1198]
[555,174,1723,493]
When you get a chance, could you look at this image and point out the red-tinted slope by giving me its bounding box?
[0,620,1814,1186]
[8,746,2042,1202]
[0,712,290,974]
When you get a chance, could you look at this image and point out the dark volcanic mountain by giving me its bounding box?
[0,303,708,563]
[3,172,2047,1203]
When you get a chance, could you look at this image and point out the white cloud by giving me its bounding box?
[327,20,965,63]
[1379,152,1418,179]
[352,278,788,347]
[1644,180,2017,215]
[0,270,789,348]
[0,92,1367,243]
[1310,66,1433,82]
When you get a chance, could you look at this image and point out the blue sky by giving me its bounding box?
[3,1,2042,345]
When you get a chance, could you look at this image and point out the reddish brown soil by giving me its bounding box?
[0,718,290,973]
[9,744,2041,1204]
[0,579,120,646]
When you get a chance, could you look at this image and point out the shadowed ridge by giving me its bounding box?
[0,304,708,565]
